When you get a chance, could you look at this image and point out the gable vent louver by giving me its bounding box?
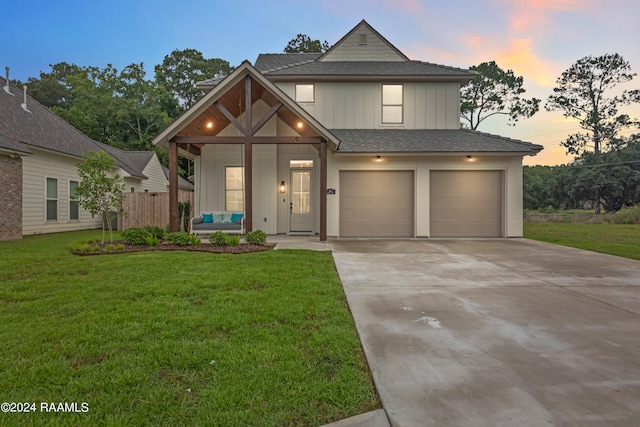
[358,34,367,45]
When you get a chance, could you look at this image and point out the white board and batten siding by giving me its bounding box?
[22,148,101,235]
[276,82,460,130]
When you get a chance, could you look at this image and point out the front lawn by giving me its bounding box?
[524,223,640,260]
[0,231,379,426]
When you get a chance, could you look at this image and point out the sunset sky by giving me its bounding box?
[5,0,640,166]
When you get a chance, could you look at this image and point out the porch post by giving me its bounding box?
[320,139,327,242]
[169,140,179,232]
[244,139,252,233]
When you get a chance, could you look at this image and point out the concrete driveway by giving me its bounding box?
[331,239,640,427]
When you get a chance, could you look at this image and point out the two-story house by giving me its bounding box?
[153,20,542,240]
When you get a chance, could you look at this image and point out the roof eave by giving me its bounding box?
[335,150,541,156]
[264,74,475,84]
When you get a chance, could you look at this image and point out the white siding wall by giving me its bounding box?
[22,148,101,235]
[277,82,460,130]
[327,153,524,238]
[140,154,170,192]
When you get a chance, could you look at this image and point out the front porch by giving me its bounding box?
[154,62,339,242]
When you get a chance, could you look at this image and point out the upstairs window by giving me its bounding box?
[382,84,403,124]
[295,84,315,103]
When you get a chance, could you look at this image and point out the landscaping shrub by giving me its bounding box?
[144,235,160,247]
[143,225,165,239]
[189,234,201,246]
[225,234,240,246]
[209,231,227,246]
[245,229,267,245]
[165,231,190,246]
[122,228,151,245]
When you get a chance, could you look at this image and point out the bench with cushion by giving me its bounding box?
[190,211,245,235]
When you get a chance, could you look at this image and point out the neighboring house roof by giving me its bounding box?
[98,143,150,179]
[1,76,99,157]
[0,76,156,179]
[331,129,543,155]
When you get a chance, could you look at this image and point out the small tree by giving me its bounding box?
[74,151,125,243]
[460,61,540,130]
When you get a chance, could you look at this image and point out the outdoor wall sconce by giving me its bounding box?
[376,155,382,162]
[467,155,474,161]
[280,181,286,193]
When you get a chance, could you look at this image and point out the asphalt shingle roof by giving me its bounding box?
[331,129,543,154]
[253,54,475,78]
[0,76,151,178]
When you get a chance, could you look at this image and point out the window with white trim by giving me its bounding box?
[46,177,58,221]
[69,180,79,220]
[225,166,244,211]
[295,84,315,103]
[382,84,403,124]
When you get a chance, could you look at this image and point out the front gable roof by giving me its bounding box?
[153,61,340,149]
[319,19,408,62]
[246,20,475,83]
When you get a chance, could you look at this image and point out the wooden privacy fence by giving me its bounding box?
[118,192,193,230]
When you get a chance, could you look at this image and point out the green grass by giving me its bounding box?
[524,223,640,260]
[0,231,379,426]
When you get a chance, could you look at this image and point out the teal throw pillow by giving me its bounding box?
[231,213,243,224]
[202,213,213,224]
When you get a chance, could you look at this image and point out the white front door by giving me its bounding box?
[290,169,313,232]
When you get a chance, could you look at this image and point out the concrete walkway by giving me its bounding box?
[331,239,640,427]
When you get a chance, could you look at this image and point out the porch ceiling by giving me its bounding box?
[176,77,321,142]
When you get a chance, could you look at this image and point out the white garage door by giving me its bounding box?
[430,170,503,237]
[340,170,414,237]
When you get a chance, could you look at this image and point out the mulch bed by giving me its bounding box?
[72,241,275,256]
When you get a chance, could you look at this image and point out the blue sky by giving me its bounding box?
[5,0,640,165]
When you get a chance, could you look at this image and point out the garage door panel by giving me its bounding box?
[340,170,414,237]
[430,171,502,238]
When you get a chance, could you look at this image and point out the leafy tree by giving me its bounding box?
[53,65,124,144]
[523,166,555,210]
[284,34,330,53]
[19,62,80,110]
[118,63,174,150]
[546,53,640,213]
[154,49,234,109]
[460,61,540,129]
[74,151,125,243]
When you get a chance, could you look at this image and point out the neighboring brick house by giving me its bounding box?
[154,20,543,240]
[0,75,174,240]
